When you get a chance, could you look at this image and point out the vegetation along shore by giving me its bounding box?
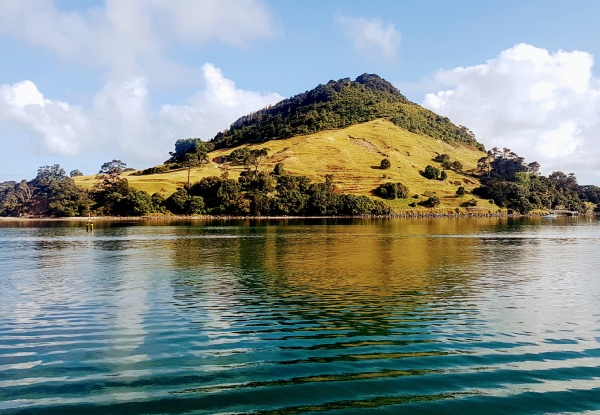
[1,74,599,219]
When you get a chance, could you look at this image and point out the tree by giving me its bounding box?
[380,158,391,170]
[123,190,154,216]
[29,164,91,216]
[439,170,448,181]
[184,153,200,188]
[375,182,409,200]
[188,176,242,214]
[422,165,440,180]
[456,186,466,197]
[70,169,83,177]
[418,195,441,208]
[92,175,130,216]
[166,138,214,165]
[99,160,127,176]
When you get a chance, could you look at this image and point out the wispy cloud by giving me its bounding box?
[335,14,401,60]
[0,0,276,80]
[422,43,600,184]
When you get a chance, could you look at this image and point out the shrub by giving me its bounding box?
[418,195,441,208]
[375,182,409,200]
[272,163,285,176]
[422,165,440,180]
[456,186,466,197]
[460,198,478,207]
[380,158,391,170]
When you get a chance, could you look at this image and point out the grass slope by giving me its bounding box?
[75,119,493,213]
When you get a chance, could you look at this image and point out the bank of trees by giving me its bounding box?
[0,156,391,217]
[473,147,590,213]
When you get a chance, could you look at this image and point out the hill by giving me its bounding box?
[75,119,489,212]
[210,74,484,151]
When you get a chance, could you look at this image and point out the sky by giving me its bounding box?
[2,0,600,184]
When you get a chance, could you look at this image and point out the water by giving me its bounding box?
[1,217,600,414]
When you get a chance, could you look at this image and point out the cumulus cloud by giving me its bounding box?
[160,63,284,141]
[336,14,401,60]
[0,80,88,155]
[0,65,282,167]
[0,1,281,173]
[423,43,600,183]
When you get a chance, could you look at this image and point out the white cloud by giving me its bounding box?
[0,0,276,79]
[423,43,600,183]
[0,1,280,173]
[0,65,283,168]
[336,14,401,60]
[160,63,284,141]
[0,80,88,156]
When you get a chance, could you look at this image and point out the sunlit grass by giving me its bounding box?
[74,119,499,212]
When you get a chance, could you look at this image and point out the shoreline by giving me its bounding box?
[0,211,588,222]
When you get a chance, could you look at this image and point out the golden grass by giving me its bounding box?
[74,119,498,212]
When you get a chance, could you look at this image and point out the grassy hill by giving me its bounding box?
[211,74,483,151]
[75,119,491,213]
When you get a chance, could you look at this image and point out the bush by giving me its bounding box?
[460,198,478,207]
[422,165,440,180]
[439,170,447,181]
[456,186,466,197]
[380,158,391,170]
[272,163,285,176]
[433,154,450,163]
[418,196,441,208]
[375,182,409,200]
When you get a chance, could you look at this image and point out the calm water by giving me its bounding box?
[1,217,600,414]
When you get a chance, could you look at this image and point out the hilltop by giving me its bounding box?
[211,74,484,151]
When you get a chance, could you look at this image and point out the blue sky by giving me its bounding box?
[2,0,600,184]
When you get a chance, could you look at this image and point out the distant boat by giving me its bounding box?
[542,213,557,219]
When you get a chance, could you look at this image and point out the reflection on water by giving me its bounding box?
[1,217,600,414]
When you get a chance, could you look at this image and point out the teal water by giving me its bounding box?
[1,217,600,414]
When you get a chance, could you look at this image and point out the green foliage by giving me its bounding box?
[70,169,83,177]
[422,165,440,180]
[433,154,463,172]
[99,160,127,175]
[188,176,242,214]
[418,195,441,208]
[375,182,409,200]
[123,190,154,216]
[456,186,466,197]
[433,154,450,163]
[439,170,448,181]
[134,165,170,175]
[272,175,312,215]
[475,154,588,213]
[461,198,478,207]
[380,158,391,170]
[166,138,214,164]
[164,189,206,215]
[210,74,483,150]
[29,165,92,216]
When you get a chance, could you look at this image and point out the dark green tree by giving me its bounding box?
[422,165,440,180]
[99,160,127,175]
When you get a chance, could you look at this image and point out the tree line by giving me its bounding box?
[473,147,596,213]
[0,147,391,217]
